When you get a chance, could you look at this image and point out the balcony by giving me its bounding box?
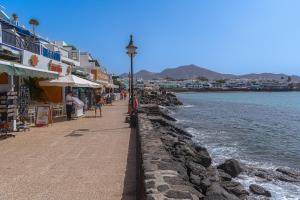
[2,30,40,55]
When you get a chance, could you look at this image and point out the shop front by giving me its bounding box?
[0,60,59,132]
[39,74,101,118]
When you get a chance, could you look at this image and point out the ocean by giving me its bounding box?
[169,92,300,200]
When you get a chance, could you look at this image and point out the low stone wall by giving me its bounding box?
[138,112,202,200]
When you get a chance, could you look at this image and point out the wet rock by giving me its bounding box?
[249,184,271,197]
[204,183,240,200]
[253,170,273,181]
[276,167,300,180]
[206,166,220,182]
[276,173,299,182]
[217,159,243,178]
[198,178,212,193]
[221,181,249,197]
[186,160,207,177]
[190,172,201,185]
[218,169,232,181]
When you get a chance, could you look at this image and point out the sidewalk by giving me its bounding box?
[0,100,136,200]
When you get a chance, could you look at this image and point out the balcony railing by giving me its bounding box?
[2,30,40,54]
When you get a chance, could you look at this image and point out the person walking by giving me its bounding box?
[94,92,103,117]
[124,91,127,100]
[66,91,73,120]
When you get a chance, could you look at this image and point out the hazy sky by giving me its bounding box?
[3,0,300,75]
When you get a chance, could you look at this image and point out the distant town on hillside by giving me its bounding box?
[119,64,300,91]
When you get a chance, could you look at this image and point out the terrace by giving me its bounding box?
[2,29,40,54]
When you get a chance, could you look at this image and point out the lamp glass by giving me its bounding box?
[127,45,137,57]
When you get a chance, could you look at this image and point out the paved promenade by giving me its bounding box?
[0,100,136,200]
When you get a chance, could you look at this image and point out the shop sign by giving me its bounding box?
[35,106,51,127]
[48,60,62,73]
[30,55,39,66]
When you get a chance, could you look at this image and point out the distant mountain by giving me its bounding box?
[120,64,300,81]
[135,70,157,80]
[157,64,234,80]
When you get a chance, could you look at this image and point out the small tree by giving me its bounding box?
[165,76,173,81]
[29,18,40,36]
[216,79,226,84]
[287,76,292,82]
[12,13,18,22]
[196,76,208,82]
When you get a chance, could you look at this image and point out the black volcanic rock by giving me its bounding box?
[204,183,240,200]
[217,159,243,178]
[249,184,272,197]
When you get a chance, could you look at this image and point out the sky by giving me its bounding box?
[2,0,300,75]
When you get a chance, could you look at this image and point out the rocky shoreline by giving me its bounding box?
[137,91,300,199]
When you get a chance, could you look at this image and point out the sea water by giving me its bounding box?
[170,92,300,200]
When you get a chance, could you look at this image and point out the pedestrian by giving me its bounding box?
[124,91,127,100]
[133,95,139,111]
[84,96,88,112]
[66,91,73,120]
[94,92,103,117]
[120,90,124,100]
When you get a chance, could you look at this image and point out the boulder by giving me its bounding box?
[217,159,243,178]
[186,160,207,178]
[276,167,300,180]
[198,178,212,193]
[192,146,212,168]
[190,172,201,186]
[204,183,240,200]
[206,166,220,182]
[218,169,232,181]
[276,173,299,183]
[249,184,271,197]
[221,181,249,197]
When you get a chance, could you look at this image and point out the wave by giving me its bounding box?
[237,174,300,200]
[181,104,195,108]
[184,126,300,199]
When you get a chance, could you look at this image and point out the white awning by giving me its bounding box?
[107,83,119,89]
[96,79,109,86]
[39,74,101,88]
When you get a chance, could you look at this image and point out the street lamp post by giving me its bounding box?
[126,35,137,111]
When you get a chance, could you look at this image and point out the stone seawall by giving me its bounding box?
[138,109,202,200]
[137,104,249,200]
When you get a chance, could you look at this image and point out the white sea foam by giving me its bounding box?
[184,126,300,199]
[181,104,195,108]
[237,174,300,200]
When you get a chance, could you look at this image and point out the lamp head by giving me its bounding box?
[126,35,137,57]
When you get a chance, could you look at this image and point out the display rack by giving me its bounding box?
[0,91,18,135]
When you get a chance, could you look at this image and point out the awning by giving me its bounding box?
[0,62,15,75]
[96,79,109,86]
[39,74,101,88]
[0,60,59,79]
[107,83,119,89]
[14,63,59,79]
